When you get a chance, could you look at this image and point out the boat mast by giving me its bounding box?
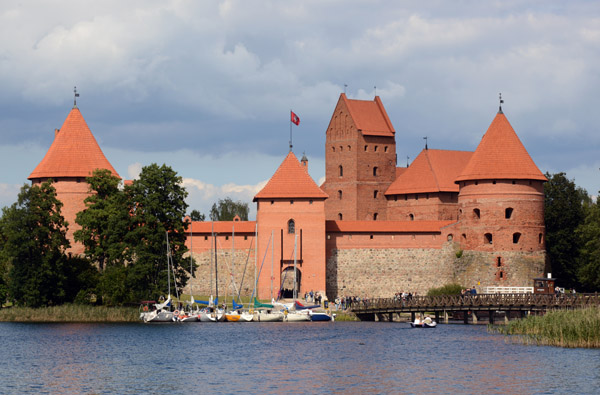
[270,229,274,301]
[166,231,171,298]
[293,232,298,300]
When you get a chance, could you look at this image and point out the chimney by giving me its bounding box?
[301,152,308,169]
[54,128,60,138]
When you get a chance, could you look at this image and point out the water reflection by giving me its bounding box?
[1,322,599,394]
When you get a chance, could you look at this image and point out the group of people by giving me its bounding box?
[394,291,415,302]
[461,287,478,296]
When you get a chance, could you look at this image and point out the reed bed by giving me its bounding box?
[491,307,600,348]
[0,304,139,323]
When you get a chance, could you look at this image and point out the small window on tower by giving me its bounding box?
[373,190,379,199]
[348,145,351,151]
[338,190,342,200]
[505,208,514,219]
[288,219,295,234]
[373,167,378,176]
[513,233,521,244]
[374,146,378,152]
[339,165,343,177]
[474,208,481,219]
[364,145,368,151]
[384,146,388,152]
[409,214,414,221]
[338,213,343,220]
[485,233,493,244]
[332,146,335,152]
[373,213,378,220]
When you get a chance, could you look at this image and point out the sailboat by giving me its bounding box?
[142,232,178,323]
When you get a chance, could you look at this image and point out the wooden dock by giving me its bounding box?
[350,293,600,324]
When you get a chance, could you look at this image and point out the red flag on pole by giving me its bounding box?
[291,111,300,125]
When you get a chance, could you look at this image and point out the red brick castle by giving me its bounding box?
[30,94,547,299]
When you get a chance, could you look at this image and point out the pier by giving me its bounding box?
[350,293,600,323]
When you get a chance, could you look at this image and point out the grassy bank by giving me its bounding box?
[0,304,139,323]
[491,307,600,348]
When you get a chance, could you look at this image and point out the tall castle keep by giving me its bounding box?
[31,94,547,299]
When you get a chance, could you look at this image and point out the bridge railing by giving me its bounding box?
[350,293,600,312]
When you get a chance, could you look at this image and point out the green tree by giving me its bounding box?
[0,181,70,306]
[544,172,587,288]
[190,209,205,221]
[74,169,131,271]
[209,197,249,221]
[126,163,191,301]
[576,197,600,291]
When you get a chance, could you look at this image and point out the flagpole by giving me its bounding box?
[289,109,293,153]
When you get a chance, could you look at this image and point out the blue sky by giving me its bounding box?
[1,1,599,219]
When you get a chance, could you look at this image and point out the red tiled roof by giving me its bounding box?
[188,221,257,234]
[456,112,546,182]
[395,167,407,178]
[254,152,328,200]
[343,94,395,137]
[28,107,120,180]
[386,149,473,195]
[326,220,454,233]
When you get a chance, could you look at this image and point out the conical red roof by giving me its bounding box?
[455,112,546,182]
[254,152,328,200]
[28,107,120,180]
[342,94,395,137]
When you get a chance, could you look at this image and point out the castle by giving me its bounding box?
[29,93,547,300]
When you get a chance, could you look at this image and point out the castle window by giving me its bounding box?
[338,213,343,220]
[340,146,343,152]
[373,167,379,176]
[415,194,419,200]
[373,190,379,199]
[271,200,274,205]
[290,200,294,205]
[475,181,478,185]
[309,200,313,205]
[404,195,408,201]
[373,213,378,220]
[426,194,429,199]
[374,145,378,152]
[447,234,453,241]
[225,235,229,240]
[497,270,505,280]
[462,233,467,241]
[364,145,368,151]
[348,145,351,151]
[339,165,343,177]
[485,233,493,244]
[539,233,543,244]
[338,190,342,200]
[493,180,497,185]
[505,208,514,219]
[244,235,248,240]
[370,235,374,240]
[496,257,502,267]
[394,195,398,202]
[332,146,335,152]
[513,233,521,244]
[288,219,295,234]
[473,208,480,219]
[384,146,388,152]
[512,180,516,185]
[204,236,208,241]
[409,214,414,221]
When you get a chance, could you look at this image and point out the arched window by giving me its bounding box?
[473,208,481,219]
[288,219,295,234]
[373,167,378,176]
[409,214,414,221]
[447,234,453,241]
[339,165,343,177]
[338,190,342,200]
[496,257,502,267]
[338,213,343,220]
[505,207,514,219]
[373,213,378,220]
[539,233,544,244]
[374,145,378,152]
[484,233,493,244]
[373,190,379,199]
[332,146,335,152]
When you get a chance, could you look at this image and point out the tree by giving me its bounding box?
[125,163,191,301]
[576,197,600,291]
[74,169,131,271]
[190,209,205,221]
[0,181,70,306]
[544,172,587,288]
[209,197,249,221]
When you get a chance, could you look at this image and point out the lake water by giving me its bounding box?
[1,321,599,394]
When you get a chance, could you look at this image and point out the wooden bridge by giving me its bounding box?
[350,293,600,324]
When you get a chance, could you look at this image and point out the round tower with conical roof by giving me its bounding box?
[28,105,120,255]
[454,108,547,285]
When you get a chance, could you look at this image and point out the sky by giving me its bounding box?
[1,0,599,219]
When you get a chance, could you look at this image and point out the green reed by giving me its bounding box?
[0,304,139,323]
[491,307,600,348]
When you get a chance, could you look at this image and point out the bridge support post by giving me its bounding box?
[444,311,449,324]
[472,311,478,324]
[435,311,440,323]
[389,313,393,322]
[463,311,469,325]
[505,310,510,324]
[411,312,415,322]
[489,310,494,325]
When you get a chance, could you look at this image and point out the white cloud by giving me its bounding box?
[127,163,142,180]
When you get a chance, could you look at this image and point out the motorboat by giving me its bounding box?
[284,310,311,322]
[309,310,333,322]
[253,309,284,322]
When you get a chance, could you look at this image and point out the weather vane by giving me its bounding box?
[344,84,348,94]
[499,92,504,113]
[407,156,410,167]
[73,86,80,108]
[374,85,377,96]
[423,136,428,150]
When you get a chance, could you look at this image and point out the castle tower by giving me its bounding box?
[254,152,328,300]
[455,108,547,282]
[28,105,120,255]
[321,94,396,221]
